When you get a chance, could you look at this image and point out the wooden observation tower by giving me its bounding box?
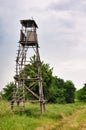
[11,19,45,113]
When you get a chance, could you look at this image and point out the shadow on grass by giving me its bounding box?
[13,107,63,121]
[13,106,41,118]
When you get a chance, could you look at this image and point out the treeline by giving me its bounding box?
[1,56,86,103]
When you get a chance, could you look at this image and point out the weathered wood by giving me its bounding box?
[11,19,45,113]
[25,86,39,99]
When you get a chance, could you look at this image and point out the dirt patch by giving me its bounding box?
[79,121,86,130]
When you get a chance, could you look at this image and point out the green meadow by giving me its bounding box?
[0,100,86,130]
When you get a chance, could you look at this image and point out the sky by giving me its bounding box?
[0,0,86,90]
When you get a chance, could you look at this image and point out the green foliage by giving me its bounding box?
[2,56,76,103]
[77,83,86,101]
[2,82,14,101]
[42,63,53,99]
[48,76,66,103]
[22,56,54,100]
[48,77,76,103]
[56,88,66,104]
[64,80,76,103]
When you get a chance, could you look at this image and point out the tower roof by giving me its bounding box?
[20,19,38,28]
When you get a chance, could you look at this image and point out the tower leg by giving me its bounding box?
[11,100,14,110]
[40,101,45,114]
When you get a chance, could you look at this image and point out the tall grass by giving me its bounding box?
[0,100,86,130]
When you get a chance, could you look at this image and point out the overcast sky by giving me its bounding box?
[0,0,86,90]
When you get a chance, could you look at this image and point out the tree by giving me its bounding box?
[2,56,76,104]
[48,76,66,103]
[2,56,54,101]
[64,80,76,103]
[42,63,53,99]
[24,61,53,100]
[2,82,14,100]
[77,83,86,101]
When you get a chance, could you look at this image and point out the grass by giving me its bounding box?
[0,100,86,130]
